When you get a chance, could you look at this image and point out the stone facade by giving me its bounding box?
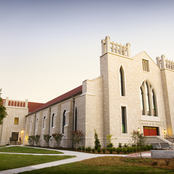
[1,36,174,148]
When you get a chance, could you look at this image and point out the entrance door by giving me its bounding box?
[143,127,158,136]
[11,132,19,141]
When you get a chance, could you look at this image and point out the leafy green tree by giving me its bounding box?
[0,98,7,124]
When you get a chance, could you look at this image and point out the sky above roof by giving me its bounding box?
[1,0,174,103]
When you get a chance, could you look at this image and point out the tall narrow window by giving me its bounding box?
[121,107,127,133]
[152,90,156,116]
[62,110,66,133]
[140,87,145,115]
[145,82,150,115]
[120,67,125,96]
[75,107,77,131]
[43,116,46,129]
[142,59,149,72]
[52,113,55,127]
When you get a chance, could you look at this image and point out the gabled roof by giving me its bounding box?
[28,102,44,113]
[27,85,82,116]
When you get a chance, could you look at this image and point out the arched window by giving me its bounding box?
[145,82,151,115]
[120,67,125,96]
[62,110,66,133]
[52,113,55,127]
[140,87,145,115]
[75,107,77,131]
[140,80,157,116]
[152,90,157,116]
[43,116,46,129]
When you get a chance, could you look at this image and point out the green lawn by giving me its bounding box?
[20,162,174,174]
[0,154,75,171]
[0,146,62,154]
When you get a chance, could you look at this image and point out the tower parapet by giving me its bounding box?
[156,55,174,70]
[4,97,28,108]
[101,36,131,57]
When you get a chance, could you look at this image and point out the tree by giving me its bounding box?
[131,130,146,158]
[52,133,64,147]
[94,129,101,150]
[0,98,7,125]
[70,130,83,150]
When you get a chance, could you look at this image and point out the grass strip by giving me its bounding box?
[20,161,174,174]
[0,146,62,154]
[0,154,75,171]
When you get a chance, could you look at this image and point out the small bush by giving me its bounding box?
[97,147,101,153]
[102,148,105,154]
[109,148,113,154]
[123,147,127,154]
[85,147,88,152]
[119,143,122,148]
[82,146,85,151]
[88,147,91,152]
[127,146,132,153]
[92,148,95,153]
[78,146,81,151]
[116,147,121,154]
[112,147,116,151]
[133,146,137,152]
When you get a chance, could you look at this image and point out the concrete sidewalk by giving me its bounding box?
[0,146,151,174]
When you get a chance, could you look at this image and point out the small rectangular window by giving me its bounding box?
[121,107,127,133]
[14,117,19,125]
[142,59,149,72]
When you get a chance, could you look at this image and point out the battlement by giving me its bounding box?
[156,55,174,70]
[3,97,28,108]
[101,36,131,57]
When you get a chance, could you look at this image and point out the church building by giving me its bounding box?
[1,36,174,147]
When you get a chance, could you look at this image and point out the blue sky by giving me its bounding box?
[1,0,174,102]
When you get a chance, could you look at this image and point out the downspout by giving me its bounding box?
[72,97,75,148]
[33,114,36,146]
[49,108,51,136]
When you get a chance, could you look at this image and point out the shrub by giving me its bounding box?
[44,135,51,144]
[102,148,105,154]
[112,147,116,151]
[119,143,122,148]
[34,135,40,144]
[85,147,88,152]
[97,147,101,153]
[52,133,63,147]
[116,147,121,154]
[88,147,91,152]
[28,135,35,145]
[82,146,85,151]
[123,147,127,154]
[127,146,132,153]
[78,146,81,151]
[109,148,113,154]
[94,130,101,150]
[133,146,137,152]
[92,148,95,153]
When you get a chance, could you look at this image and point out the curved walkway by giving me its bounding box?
[0,146,151,174]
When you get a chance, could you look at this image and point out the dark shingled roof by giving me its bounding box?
[27,85,82,115]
